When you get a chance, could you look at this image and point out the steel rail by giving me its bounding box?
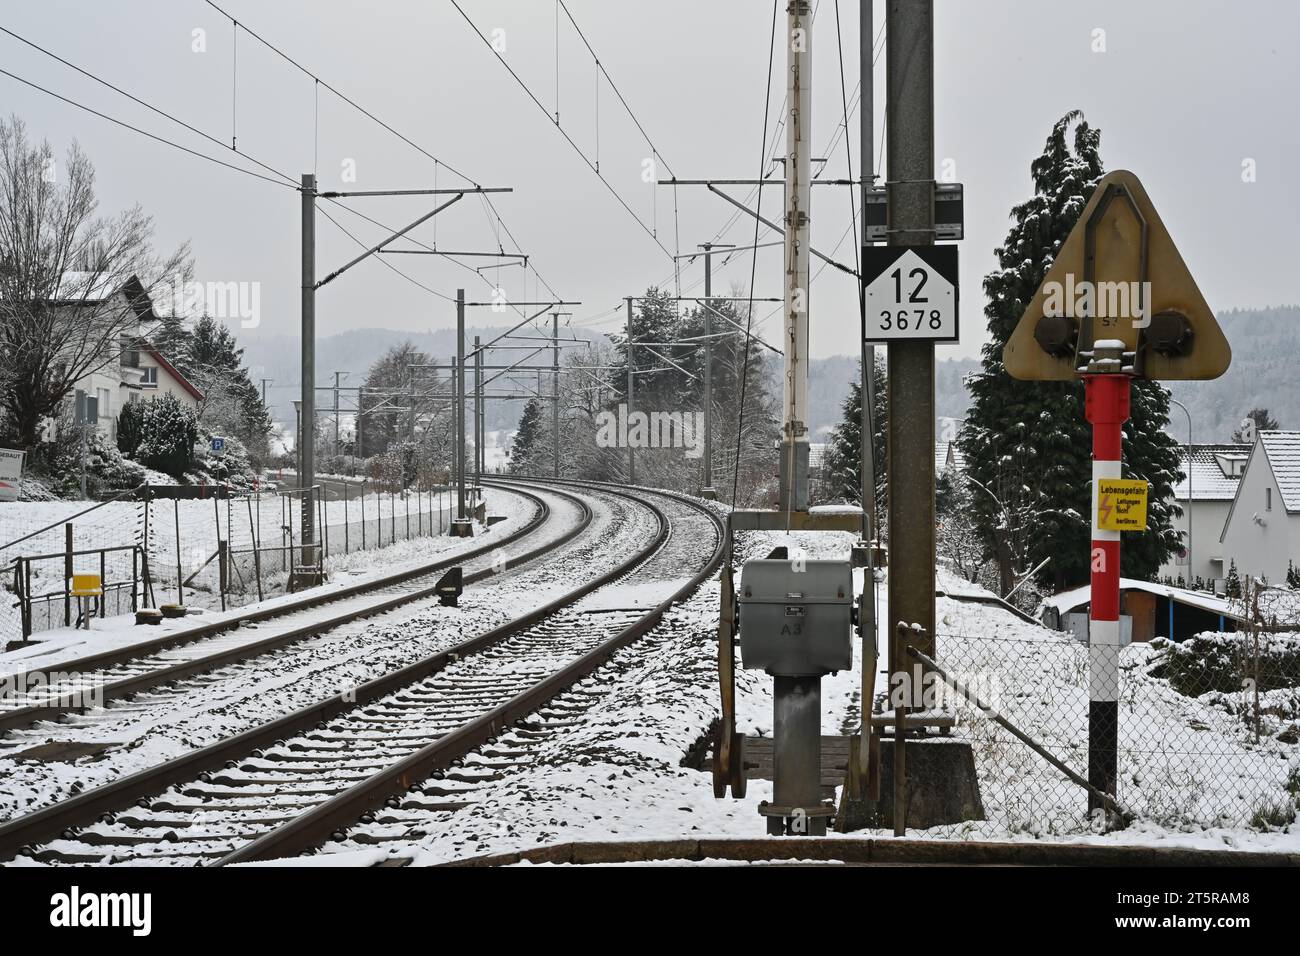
[0,485,655,861]
[0,489,560,732]
[215,480,724,864]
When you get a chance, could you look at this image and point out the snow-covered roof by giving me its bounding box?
[1171,443,1250,501]
[935,441,965,473]
[55,271,123,301]
[1042,577,1240,620]
[1260,431,1300,514]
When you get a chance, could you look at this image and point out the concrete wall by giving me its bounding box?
[1220,441,1296,584]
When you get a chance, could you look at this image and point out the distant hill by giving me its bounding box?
[1166,306,1300,440]
[801,306,1300,442]
[241,305,1293,442]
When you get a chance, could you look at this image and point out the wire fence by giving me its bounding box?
[917,626,1300,836]
[1,480,461,647]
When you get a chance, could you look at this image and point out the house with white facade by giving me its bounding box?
[1219,431,1300,586]
[1157,443,1250,587]
[63,276,203,441]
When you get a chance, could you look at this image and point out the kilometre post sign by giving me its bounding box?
[863,245,959,343]
[1095,478,1148,532]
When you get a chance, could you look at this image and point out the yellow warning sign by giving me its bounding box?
[1096,478,1149,531]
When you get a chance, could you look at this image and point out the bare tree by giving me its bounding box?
[0,115,191,449]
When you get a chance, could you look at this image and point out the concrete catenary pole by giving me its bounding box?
[334,371,343,457]
[473,335,483,485]
[770,0,825,838]
[626,296,636,484]
[885,0,937,836]
[856,0,880,798]
[300,173,317,567]
[702,244,715,497]
[456,289,467,527]
[552,312,560,478]
[779,0,813,513]
[860,0,877,542]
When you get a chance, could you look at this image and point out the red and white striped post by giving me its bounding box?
[1084,340,1131,819]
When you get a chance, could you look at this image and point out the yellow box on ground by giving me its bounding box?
[1096,478,1149,532]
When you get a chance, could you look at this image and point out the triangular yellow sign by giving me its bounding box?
[1004,169,1230,381]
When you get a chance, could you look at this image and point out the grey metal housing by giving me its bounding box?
[738,559,853,677]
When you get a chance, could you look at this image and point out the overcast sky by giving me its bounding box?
[4,0,1297,377]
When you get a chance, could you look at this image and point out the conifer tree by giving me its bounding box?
[959,111,1183,592]
[508,399,546,474]
[1224,559,1242,599]
[821,355,887,512]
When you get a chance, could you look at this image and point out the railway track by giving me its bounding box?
[0,484,576,738]
[0,481,723,866]
[0,484,644,824]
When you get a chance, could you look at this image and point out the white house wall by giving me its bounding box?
[1161,498,1233,586]
[136,354,201,411]
[1220,441,1295,585]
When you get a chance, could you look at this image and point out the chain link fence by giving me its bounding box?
[924,623,1300,836]
[1,480,460,647]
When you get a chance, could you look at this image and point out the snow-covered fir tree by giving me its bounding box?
[959,111,1183,593]
[508,399,547,474]
[1224,559,1242,599]
[820,354,887,515]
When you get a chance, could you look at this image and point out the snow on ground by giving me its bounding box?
[0,486,659,824]
[0,486,537,680]
[321,524,1300,866]
[0,484,473,643]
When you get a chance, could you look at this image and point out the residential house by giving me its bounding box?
[60,275,203,441]
[1157,443,1250,588]
[1219,431,1300,586]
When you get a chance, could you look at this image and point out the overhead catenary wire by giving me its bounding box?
[0,25,298,188]
[0,67,296,191]
[448,0,674,261]
[731,0,780,510]
[0,21,528,313]
[201,0,561,303]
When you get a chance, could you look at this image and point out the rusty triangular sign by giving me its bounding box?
[1004,169,1231,381]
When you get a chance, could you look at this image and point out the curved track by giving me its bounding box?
[0,485,571,738]
[0,481,723,866]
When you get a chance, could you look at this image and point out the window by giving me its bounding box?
[141,366,158,387]
[1267,487,1273,511]
[96,388,110,420]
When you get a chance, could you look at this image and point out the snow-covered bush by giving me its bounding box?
[133,394,198,479]
[43,425,145,498]
[187,433,256,490]
[1152,631,1300,697]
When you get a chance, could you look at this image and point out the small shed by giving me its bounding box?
[1040,578,1242,642]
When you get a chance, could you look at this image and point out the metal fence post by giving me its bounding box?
[217,539,228,612]
[249,494,264,603]
[64,522,73,627]
[893,621,910,836]
[173,500,184,606]
[21,559,32,638]
[318,487,326,562]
